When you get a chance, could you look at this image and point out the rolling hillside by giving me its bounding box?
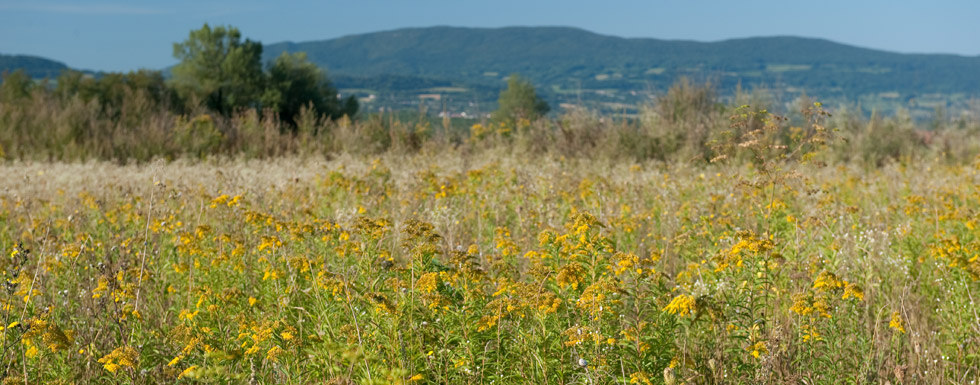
[0,54,70,78]
[5,26,977,116]
[263,26,980,100]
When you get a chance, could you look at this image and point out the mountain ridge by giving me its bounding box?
[0,53,70,78]
[262,26,980,79]
[5,26,978,116]
[271,26,979,59]
[258,26,979,116]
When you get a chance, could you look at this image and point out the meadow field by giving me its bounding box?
[2,77,980,384]
[1,139,979,384]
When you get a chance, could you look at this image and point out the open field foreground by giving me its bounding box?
[0,153,979,384]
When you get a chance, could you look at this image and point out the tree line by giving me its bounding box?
[0,23,561,161]
[6,24,966,166]
[2,24,358,128]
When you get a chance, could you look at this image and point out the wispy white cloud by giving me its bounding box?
[0,2,169,15]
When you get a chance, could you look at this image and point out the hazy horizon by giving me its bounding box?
[2,0,979,72]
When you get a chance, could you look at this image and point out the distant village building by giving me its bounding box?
[438,111,475,119]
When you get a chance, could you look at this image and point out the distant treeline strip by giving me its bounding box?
[2,68,979,166]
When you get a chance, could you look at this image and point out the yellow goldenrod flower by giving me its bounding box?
[842,282,864,301]
[178,365,199,379]
[167,355,183,367]
[748,341,768,358]
[266,346,284,362]
[889,311,906,334]
[663,294,696,317]
[98,346,138,374]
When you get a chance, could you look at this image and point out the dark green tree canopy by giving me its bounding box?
[262,52,357,127]
[55,69,180,123]
[171,24,264,115]
[0,70,34,101]
[493,74,550,125]
[57,70,175,105]
[171,24,355,126]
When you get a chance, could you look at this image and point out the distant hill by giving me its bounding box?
[264,26,980,116]
[7,27,978,117]
[0,54,70,78]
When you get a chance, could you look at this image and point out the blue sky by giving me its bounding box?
[2,0,978,72]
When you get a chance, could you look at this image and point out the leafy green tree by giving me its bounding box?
[340,94,359,119]
[262,52,357,127]
[0,70,34,101]
[492,74,550,124]
[171,24,264,115]
[56,69,179,119]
